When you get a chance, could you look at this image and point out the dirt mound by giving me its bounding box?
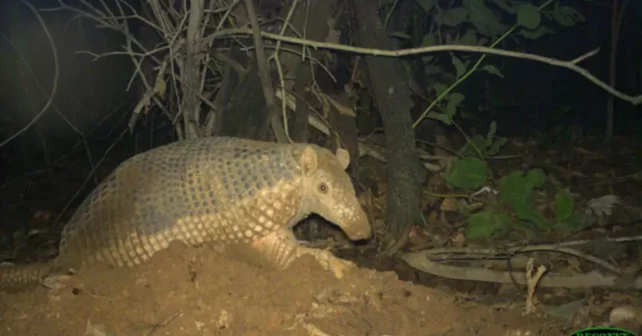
[0,243,563,336]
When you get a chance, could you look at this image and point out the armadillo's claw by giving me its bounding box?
[327,257,356,279]
[297,240,311,246]
[40,274,72,290]
[316,250,357,279]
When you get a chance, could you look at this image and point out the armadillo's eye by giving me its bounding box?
[318,182,328,194]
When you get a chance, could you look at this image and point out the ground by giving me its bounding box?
[1,242,563,336]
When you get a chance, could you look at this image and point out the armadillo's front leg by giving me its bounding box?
[250,229,355,279]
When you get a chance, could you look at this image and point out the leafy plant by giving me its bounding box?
[458,121,507,158]
[553,188,584,228]
[465,210,512,239]
[498,169,552,230]
[445,156,490,190]
[444,122,505,190]
[460,169,587,239]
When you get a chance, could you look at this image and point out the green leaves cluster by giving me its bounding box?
[403,1,584,131]
[413,0,584,45]
[516,1,585,39]
[444,121,504,190]
[445,164,585,239]
[459,121,506,158]
[441,121,584,239]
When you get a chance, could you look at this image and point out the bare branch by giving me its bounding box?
[203,28,642,106]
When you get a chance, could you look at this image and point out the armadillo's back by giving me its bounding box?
[58,136,309,268]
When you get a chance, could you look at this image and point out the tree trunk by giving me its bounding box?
[352,0,426,252]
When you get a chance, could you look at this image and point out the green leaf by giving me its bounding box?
[451,55,467,79]
[498,169,545,207]
[458,29,478,45]
[449,92,465,106]
[465,211,512,239]
[526,169,546,189]
[487,121,497,140]
[464,0,505,36]
[497,169,552,230]
[433,83,448,97]
[555,189,574,222]
[517,4,541,29]
[422,34,436,46]
[414,0,435,12]
[445,157,489,190]
[514,203,553,230]
[558,213,585,229]
[553,5,585,27]
[480,64,504,78]
[458,134,486,157]
[445,92,465,116]
[486,137,506,156]
[427,112,452,125]
[437,7,468,27]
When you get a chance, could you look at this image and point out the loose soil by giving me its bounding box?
[1,241,565,336]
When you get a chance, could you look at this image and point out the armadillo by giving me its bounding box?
[0,136,372,289]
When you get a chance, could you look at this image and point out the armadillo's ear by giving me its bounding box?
[335,148,350,170]
[300,146,318,176]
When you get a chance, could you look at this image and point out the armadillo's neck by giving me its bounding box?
[286,177,311,229]
[288,206,311,229]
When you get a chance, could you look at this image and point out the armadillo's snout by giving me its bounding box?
[341,207,372,241]
[345,224,372,241]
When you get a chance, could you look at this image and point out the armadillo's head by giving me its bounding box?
[297,145,372,241]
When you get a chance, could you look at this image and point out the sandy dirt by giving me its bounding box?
[0,241,568,336]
